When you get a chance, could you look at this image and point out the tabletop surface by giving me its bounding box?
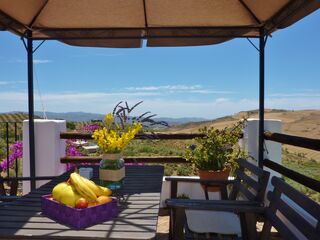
[0,165,164,240]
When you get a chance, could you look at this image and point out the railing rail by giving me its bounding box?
[264,131,320,151]
[263,131,319,193]
[60,132,206,140]
[60,131,197,164]
[61,156,188,164]
[263,159,320,193]
[60,130,320,194]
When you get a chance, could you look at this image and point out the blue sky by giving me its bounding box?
[0,10,319,119]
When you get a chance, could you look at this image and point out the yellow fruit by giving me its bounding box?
[80,176,104,197]
[98,186,112,196]
[59,185,81,207]
[96,196,112,205]
[88,202,97,207]
[70,172,97,202]
[52,182,81,208]
[52,182,69,201]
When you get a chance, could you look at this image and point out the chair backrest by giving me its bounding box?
[229,159,270,202]
[261,177,320,240]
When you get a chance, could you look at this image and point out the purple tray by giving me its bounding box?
[41,194,118,229]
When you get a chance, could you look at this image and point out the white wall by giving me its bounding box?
[244,118,282,181]
[23,119,66,194]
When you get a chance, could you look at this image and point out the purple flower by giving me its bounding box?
[0,141,23,172]
[82,123,101,133]
[66,140,82,157]
[65,140,83,171]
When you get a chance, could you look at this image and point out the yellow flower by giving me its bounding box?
[92,115,142,153]
[105,113,113,123]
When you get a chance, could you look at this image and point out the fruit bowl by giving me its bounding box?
[41,194,118,229]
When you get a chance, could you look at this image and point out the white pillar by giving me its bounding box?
[23,119,66,194]
[244,118,282,188]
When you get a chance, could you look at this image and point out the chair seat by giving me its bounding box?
[186,210,242,237]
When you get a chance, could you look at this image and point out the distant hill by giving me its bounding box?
[0,112,30,123]
[1,109,319,161]
[166,109,320,138]
[166,109,320,162]
[38,112,207,125]
[0,111,207,125]
[154,117,207,125]
[35,111,105,122]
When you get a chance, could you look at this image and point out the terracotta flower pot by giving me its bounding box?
[198,169,230,192]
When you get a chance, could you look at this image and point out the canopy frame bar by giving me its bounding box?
[27,0,49,29]
[26,30,36,190]
[31,35,260,41]
[258,28,268,168]
[238,0,261,24]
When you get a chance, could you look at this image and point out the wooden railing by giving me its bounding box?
[61,156,188,164]
[60,130,320,194]
[263,131,320,193]
[264,131,320,151]
[264,159,320,192]
[60,132,198,164]
[60,132,206,140]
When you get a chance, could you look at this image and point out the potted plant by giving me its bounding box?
[92,111,142,190]
[185,120,246,192]
[92,101,168,190]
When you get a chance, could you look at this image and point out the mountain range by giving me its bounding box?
[0,111,206,125]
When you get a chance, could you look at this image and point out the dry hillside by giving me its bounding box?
[167,109,320,161]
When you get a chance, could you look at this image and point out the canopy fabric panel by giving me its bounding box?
[0,0,319,48]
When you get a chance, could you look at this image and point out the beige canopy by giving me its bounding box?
[1,0,319,190]
[0,0,319,48]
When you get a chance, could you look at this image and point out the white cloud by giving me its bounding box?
[189,90,234,94]
[265,97,320,109]
[41,91,159,101]
[33,59,52,64]
[10,59,52,64]
[0,81,10,85]
[0,80,26,86]
[1,91,319,118]
[126,85,202,91]
[0,92,27,101]
[125,85,234,95]
[269,92,320,97]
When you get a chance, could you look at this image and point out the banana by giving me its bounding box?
[79,175,112,197]
[98,186,112,196]
[70,172,97,203]
[80,176,104,196]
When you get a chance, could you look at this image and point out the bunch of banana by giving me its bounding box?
[80,176,112,197]
[69,172,112,202]
[69,172,97,203]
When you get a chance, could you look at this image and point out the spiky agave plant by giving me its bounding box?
[112,101,168,133]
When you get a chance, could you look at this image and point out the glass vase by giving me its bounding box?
[99,153,125,190]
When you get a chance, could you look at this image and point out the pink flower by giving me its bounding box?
[0,141,23,172]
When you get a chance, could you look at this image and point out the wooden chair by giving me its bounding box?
[167,176,320,240]
[260,176,319,240]
[165,159,270,240]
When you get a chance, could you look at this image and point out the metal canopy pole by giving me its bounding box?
[258,28,265,168]
[26,30,36,190]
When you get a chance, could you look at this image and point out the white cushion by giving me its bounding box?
[186,210,242,236]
